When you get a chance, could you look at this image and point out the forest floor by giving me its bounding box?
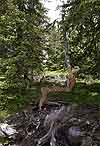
[0,101,100,146]
[0,77,100,145]
[0,79,100,119]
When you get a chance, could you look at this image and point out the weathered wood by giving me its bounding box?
[38,105,75,146]
[39,70,76,110]
[1,103,100,146]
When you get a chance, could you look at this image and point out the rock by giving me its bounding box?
[0,123,17,137]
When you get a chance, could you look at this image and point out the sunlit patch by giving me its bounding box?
[89,92,98,96]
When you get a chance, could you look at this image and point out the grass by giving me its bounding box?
[45,69,66,76]
[0,87,40,119]
[48,82,100,105]
[0,80,100,119]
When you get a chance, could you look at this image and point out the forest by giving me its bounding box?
[0,0,100,146]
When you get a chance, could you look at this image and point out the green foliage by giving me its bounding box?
[0,0,49,113]
[61,0,100,77]
[45,26,64,70]
[0,0,100,119]
[1,80,100,119]
[45,0,100,78]
[0,0,47,90]
[49,81,100,105]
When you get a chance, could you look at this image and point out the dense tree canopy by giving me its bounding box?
[45,26,64,70]
[0,0,100,92]
[0,0,48,89]
[60,0,100,78]
[0,0,100,119]
[39,0,100,78]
